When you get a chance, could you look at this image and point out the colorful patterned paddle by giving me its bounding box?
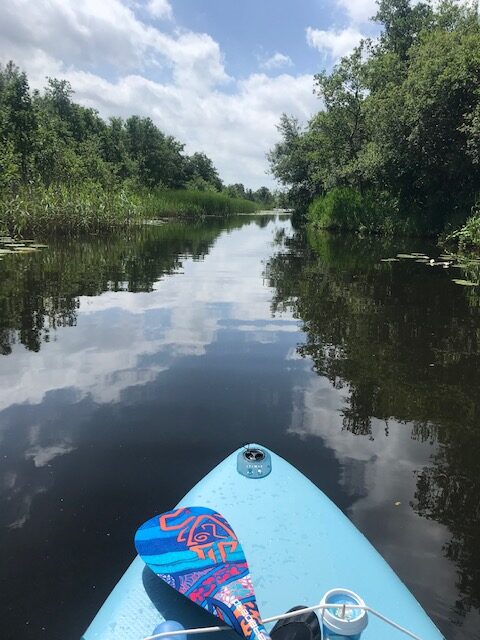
[135,506,271,640]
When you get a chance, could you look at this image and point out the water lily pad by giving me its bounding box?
[452,279,477,286]
[15,247,38,253]
[415,258,429,263]
[381,258,399,262]
[411,253,429,257]
[29,243,48,248]
[0,248,14,254]
[397,253,418,259]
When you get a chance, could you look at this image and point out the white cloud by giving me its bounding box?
[0,0,317,188]
[146,0,172,20]
[0,0,157,71]
[0,0,229,86]
[260,52,294,71]
[306,25,365,60]
[336,0,377,24]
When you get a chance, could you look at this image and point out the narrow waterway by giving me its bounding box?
[0,214,479,640]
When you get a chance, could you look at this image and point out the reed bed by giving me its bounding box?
[0,184,262,235]
[141,189,261,218]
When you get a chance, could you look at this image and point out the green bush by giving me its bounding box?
[307,187,420,236]
[446,203,480,252]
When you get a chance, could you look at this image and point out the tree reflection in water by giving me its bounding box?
[0,216,258,355]
[265,228,480,617]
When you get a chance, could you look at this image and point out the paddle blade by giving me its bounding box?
[135,507,270,640]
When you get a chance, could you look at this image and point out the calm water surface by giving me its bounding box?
[1,215,479,639]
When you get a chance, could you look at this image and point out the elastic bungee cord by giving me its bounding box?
[143,601,434,640]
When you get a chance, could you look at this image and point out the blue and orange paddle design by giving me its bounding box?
[135,507,270,640]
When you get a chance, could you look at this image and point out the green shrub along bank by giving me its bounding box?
[269,0,480,239]
[445,208,480,252]
[0,185,262,236]
[307,188,424,236]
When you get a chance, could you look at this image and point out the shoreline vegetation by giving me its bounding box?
[269,0,480,251]
[0,184,263,236]
[0,63,274,236]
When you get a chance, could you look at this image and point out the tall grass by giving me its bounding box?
[0,184,262,235]
[142,189,261,217]
[0,183,142,235]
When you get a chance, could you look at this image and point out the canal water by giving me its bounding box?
[0,214,479,639]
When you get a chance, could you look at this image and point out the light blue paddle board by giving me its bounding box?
[82,444,444,640]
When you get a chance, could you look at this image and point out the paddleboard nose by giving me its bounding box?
[237,445,272,479]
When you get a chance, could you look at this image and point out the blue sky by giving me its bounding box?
[170,0,344,78]
[0,0,378,188]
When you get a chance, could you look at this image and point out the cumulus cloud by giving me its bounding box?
[260,52,294,71]
[306,0,377,63]
[0,0,317,188]
[146,0,172,20]
[306,25,365,60]
[0,0,228,85]
[0,0,157,71]
[336,0,378,24]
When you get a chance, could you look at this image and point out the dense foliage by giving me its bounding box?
[269,0,480,236]
[0,63,274,231]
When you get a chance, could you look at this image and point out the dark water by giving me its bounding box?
[1,215,479,640]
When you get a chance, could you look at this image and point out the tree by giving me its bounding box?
[184,152,222,191]
[366,20,480,220]
[269,0,480,231]
[0,62,36,181]
[0,61,233,197]
[253,186,273,204]
[102,117,136,182]
[374,0,434,61]
[268,114,320,210]
[312,46,369,191]
[225,183,246,199]
[125,116,185,188]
